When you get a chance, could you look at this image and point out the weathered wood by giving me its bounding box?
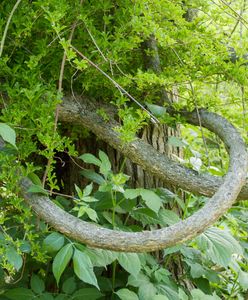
[59,96,248,200]
[20,100,248,252]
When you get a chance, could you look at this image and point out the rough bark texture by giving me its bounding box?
[59,96,248,200]
[20,102,248,252]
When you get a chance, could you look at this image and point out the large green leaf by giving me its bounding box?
[52,244,73,285]
[85,248,118,267]
[159,209,180,225]
[153,295,170,300]
[191,289,221,300]
[81,169,105,185]
[196,227,243,267]
[140,189,162,214]
[79,153,101,166]
[117,252,141,277]
[73,249,99,289]
[0,123,16,148]
[5,288,34,300]
[62,277,76,294]
[116,288,139,300]
[72,288,103,300]
[6,247,23,271]
[30,274,45,294]
[43,232,65,253]
[27,184,49,196]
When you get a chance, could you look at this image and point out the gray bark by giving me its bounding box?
[59,96,248,200]
[19,99,248,252]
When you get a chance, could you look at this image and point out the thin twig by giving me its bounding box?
[0,0,22,58]
[42,0,83,187]
[71,45,159,124]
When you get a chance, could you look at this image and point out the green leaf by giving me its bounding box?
[99,150,111,176]
[116,288,139,300]
[191,289,221,300]
[43,232,65,253]
[140,189,162,214]
[159,209,180,225]
[79,153,101,166]
[5,288,34,300]
[62,277,76,294]
[83,183,93,197]
[27,184,49,196]
[36,293,54,300]
[117,253,141,277]
[81,170,105,185]
[73,249,99,289]
[153,295,170,300]
[84,207,98,222]
[72,288,103,300]
[85,248,118,267]
[128,272,150,287]
[124,189,140,199]
[53,244,73,285]
[0,123,16,148]
[30,274,45,294]
[75,184,83,199]
[167,136,186,148]
[6,247,23,271]
[189,262,205,279]
[196,227,243,267]
[138,282,157,300]
[146,103,167,117]
[238,270,248,291]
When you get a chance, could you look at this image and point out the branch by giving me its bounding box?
[59,96,248,200]
[19,96,248,252]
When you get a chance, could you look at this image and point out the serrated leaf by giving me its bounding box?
[81,170,105,185]
[43,232,65,253]
[73,249,99,289]
[79,153,101,166]
[0,123,16,148]
[99,150,111,176]
[85,248,118,267]
[72,288,103,299]
[5,288,34,300]
[53,244,73,285]
[138,282,157,300]
[116,288,139,300]
[30,274,45,294]
[189,262,205,279]
[124,189,140,199]
[6,247,23,271]
[128,272,150,287]
[159,209,180,226]
[140,189,162,214]
[196,227,243,267]
[191,289,221,300]
[27,184,49,196]
[117,253,141,277]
